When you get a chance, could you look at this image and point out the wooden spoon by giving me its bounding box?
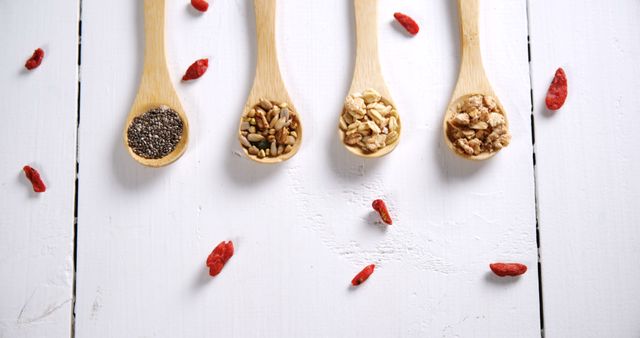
[123,0,189,167]
[238,0,302,164]
[339,0,401,158]
[443,0,508,161]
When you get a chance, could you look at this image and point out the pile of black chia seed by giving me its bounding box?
[127,105,183,159]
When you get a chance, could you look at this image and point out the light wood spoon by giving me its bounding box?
[238,0,302,164]
[443,0,508,161]
[124,0,189,167]
[340,0,401,158]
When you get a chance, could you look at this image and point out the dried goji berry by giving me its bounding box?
[372,199,392,225]
[208,258,225,276]
[23,166,46,193]
[208,241,234,265]
[545,68,568,110]
[394,13,419,36]
[351,264,375,286]
[490,263,527,277]
[222,241,234,262]
[191,0,209,12]
[182,58,208,81]
[206,241,233,276]
[25,48,45,70]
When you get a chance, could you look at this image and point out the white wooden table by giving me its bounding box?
[1,1,639,337]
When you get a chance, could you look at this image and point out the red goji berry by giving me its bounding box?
[490,263,527,277]
[191,0,209,12]
[182,58,208,81]
[23,166,46,193]
[372,199,392,225]
[394,13,419,36]
[206,241,233,277]
[351,264,375,286]
[25,48,45,70]
[207,241,234,265]
[222,241,234,262]
[208,258,225,276]
[545,67,568,110]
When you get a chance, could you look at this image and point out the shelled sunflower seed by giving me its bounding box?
[339,88,400,153]
[446,94,511,156]
[239,98,300,159]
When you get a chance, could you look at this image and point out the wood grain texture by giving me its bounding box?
[125,0,190,167]
[350,0,389,96]
[530,0,640,336]
[0,1,78,337]
[74,0,539,337]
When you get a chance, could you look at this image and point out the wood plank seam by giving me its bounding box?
[525,1,545,337]
[71,1,84,338]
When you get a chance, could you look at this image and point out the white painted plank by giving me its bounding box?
[530,1,640,337]
[76,0,539,337]
[0,1,79,337]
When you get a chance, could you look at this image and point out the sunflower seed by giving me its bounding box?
[247,134,265,142]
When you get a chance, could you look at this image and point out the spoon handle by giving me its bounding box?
[254,0,284,89]
[457,0,486,81]
[143,0,169,80]
[352,0,384,91]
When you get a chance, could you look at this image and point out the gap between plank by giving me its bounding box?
[525,1,545,337]
[71,1,83,337]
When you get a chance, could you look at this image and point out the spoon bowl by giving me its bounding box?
[443,94,508,161]
[238,99,302,164]
[443,0,509,161]
[238,0,302,164]
[124,0,189,167]
[338,95,400,158]
[340,0,400,158]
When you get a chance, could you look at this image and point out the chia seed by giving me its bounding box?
[127,105,184,159]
